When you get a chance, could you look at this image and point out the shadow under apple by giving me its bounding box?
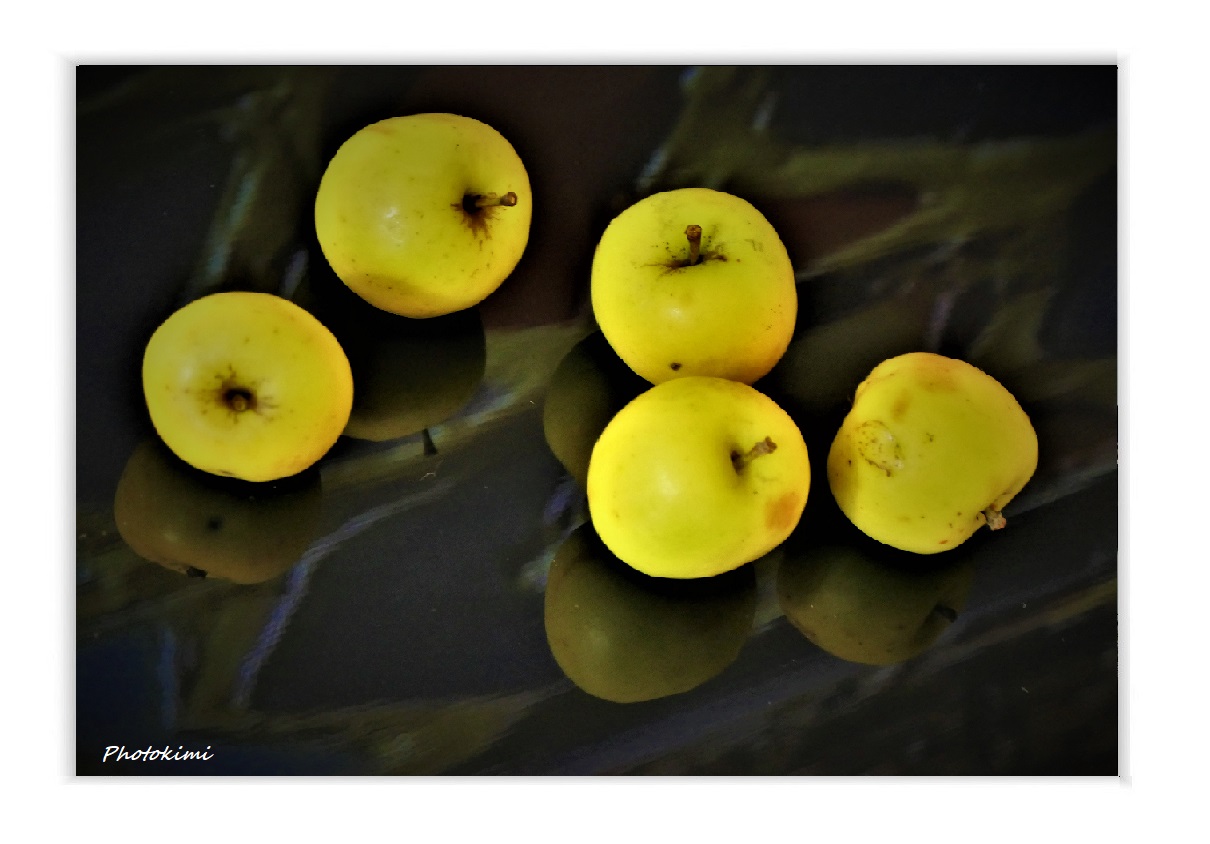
[295,266,488,443]
[541,329,649,488]
[113,438,323,585]
[777,539,976,667]
[760,287,935,423]
[544,525,757,704]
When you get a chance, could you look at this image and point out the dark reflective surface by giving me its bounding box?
[76,65,1117,775]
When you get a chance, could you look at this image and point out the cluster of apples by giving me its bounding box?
[538,186,1040,692]
[567,188,1040,578]
[581,188,811,579]
[140,114,530,483]
[138,110,1040,586]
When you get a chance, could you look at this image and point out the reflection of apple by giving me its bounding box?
[337,302,486,445]
[113,439,323,584]
[342,309,486,442]
[587,376,810,578]
[542,330,648,487]
[544,525,757,704]
[314,113,532,318]
[293,265,487,442]
[777,542,975,666]
[765,292,933,418]
[591,187,796,384]
[142,291,353,482]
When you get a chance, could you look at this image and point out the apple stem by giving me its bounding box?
[982,507,1007,530]
[685,224,703,266]
[422,428,438,456]
[470,192,518,209]
[731,436,777,473]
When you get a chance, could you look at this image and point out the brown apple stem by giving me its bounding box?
[932,604,958,623]
[731,436,777,473]
[685,224,702,266]
[422,428,438,456]
[982,507,1007,530]
[471,192,518,208]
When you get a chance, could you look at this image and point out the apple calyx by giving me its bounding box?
[731,436,777,473]
[216,371,258,414]
[981,507,1007,530]
[222,387,256,413]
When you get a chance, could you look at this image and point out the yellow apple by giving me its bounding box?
[587,376,811,578]
[542,330,649,488]
[544,525,756,703]
[113,439,323,584]
[778,542,975,666]
[590,187,796,384]
[314,113,532,318]
[827,352,1038,554]
[142,291,353,482]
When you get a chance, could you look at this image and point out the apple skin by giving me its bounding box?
[777,542,975,666]
[142,291,354,482]
[827,352,1038,554]
[590,187,796,385]
[544,525,757,704]
[542,330,649,488]
[113,439,323,584]
[314,113,532,318]
[587,376,811,579]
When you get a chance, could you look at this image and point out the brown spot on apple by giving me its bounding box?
[891,393,910,421]
[914,355,960,392]
[765,491,799,533]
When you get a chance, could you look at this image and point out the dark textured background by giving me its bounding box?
[76,65,1118,775]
